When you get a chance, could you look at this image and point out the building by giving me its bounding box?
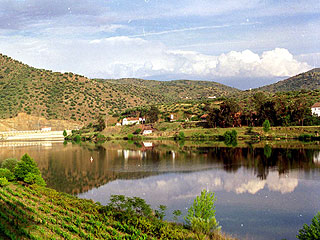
[311,102,320,117]
[142,129,153,135]
[122,117,144,125]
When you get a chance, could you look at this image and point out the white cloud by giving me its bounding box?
[0,36,311,81]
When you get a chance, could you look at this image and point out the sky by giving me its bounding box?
[0,0,319,89]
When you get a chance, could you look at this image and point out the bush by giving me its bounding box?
[73,135,81,143]
[297,212,320,240]
[0,177,9,187]
[223,130,237,146]
[63,129,67,137]
[133,128,142,135]
[1,158,18,172]
[185,190,220,236]
[24,172,46,186]
[0,168,15,181]
[127,134,134,140]
[14,154,40,180]
[263,119,271,133]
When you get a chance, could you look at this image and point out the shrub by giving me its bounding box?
[185,190,220,236]
[223,130,237,146]
[63,130,67,137]
[133,128,142,135]
[14,154,40,180]
[0,168,15,181]
[24,172,46,186]
[0,177,9,187]
[1,158,18,172]
[73,135,81,143]
[297,212,320,240]
[263,119,270,133]
[127,134,134,140]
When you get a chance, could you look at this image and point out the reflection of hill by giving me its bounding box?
[0,141,319,195]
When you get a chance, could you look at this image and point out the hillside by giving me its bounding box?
[0,54,240,124]
[257,68,320,92]
[0,183,236,240]
[103,78,240,101]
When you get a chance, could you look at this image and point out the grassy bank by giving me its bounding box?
[0,182,236,240]
[68,123,320,142]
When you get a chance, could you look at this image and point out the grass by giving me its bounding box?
[0,182,237,240]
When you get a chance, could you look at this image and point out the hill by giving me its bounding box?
[103,78,240,101]
[0,183,237,240]
[0,53,240,124]
[257,68,320,92]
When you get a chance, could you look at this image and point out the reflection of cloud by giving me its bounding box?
[78,167,299,206]
[266,172,298,194]
[314,152,320,164]
[236,180,266,194]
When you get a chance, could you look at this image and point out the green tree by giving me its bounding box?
[0,177,9,187]
[146,106,160,123]
[95,115,106,131]
[24,172,46,186]
[297,212,320,240]
[0,168,15,181]
[1,158,18,172]
[185,190,220,239]
[263,119,271,133]
[63,129,67,137]
[14,154,40,180]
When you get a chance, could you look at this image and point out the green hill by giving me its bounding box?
[0,53,240,123]
[257,68,320,92]
[102,78,240,101]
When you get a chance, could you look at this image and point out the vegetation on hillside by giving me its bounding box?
[0,53,239,124]
[257,68,320,92]
[0,152,236,240]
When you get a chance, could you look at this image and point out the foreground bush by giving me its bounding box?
[297,212,320,240]
[14,154,40,180]
[185,190,220,239]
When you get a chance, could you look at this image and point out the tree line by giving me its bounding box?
[206,92,320,128]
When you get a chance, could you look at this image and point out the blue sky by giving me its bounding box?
[0,0,319,89]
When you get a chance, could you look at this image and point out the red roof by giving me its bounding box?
[311,102,320,108]
[126,117,140,121]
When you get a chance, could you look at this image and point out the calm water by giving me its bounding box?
[0,140,319,240]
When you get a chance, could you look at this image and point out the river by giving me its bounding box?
[0,140,319,240]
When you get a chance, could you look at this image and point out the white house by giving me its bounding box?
[142,129,152,135]
[311,102,320,117]
[122,117,144,125]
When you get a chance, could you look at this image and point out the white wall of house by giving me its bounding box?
[311,107,320,117]
[122,118,143,125]
[143,130,152,135]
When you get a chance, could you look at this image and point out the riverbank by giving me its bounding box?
[67,122,320,142]
[0,182,236,240]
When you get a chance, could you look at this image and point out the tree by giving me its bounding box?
[297,212,320,240]
[95,115,106,131]
[262,119,270,132]
[146,106,160,123]
[14,154,40,180]
[185,190,220,238]
[63,129,67,137]
[1,158,18,172]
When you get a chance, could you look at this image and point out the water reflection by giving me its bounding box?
[0,140,319,240]
[0,141,319,195]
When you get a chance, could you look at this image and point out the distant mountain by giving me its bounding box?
[0,53,240,123]
[256,68,320,92]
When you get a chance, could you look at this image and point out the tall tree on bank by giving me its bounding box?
[146,106,160,123]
